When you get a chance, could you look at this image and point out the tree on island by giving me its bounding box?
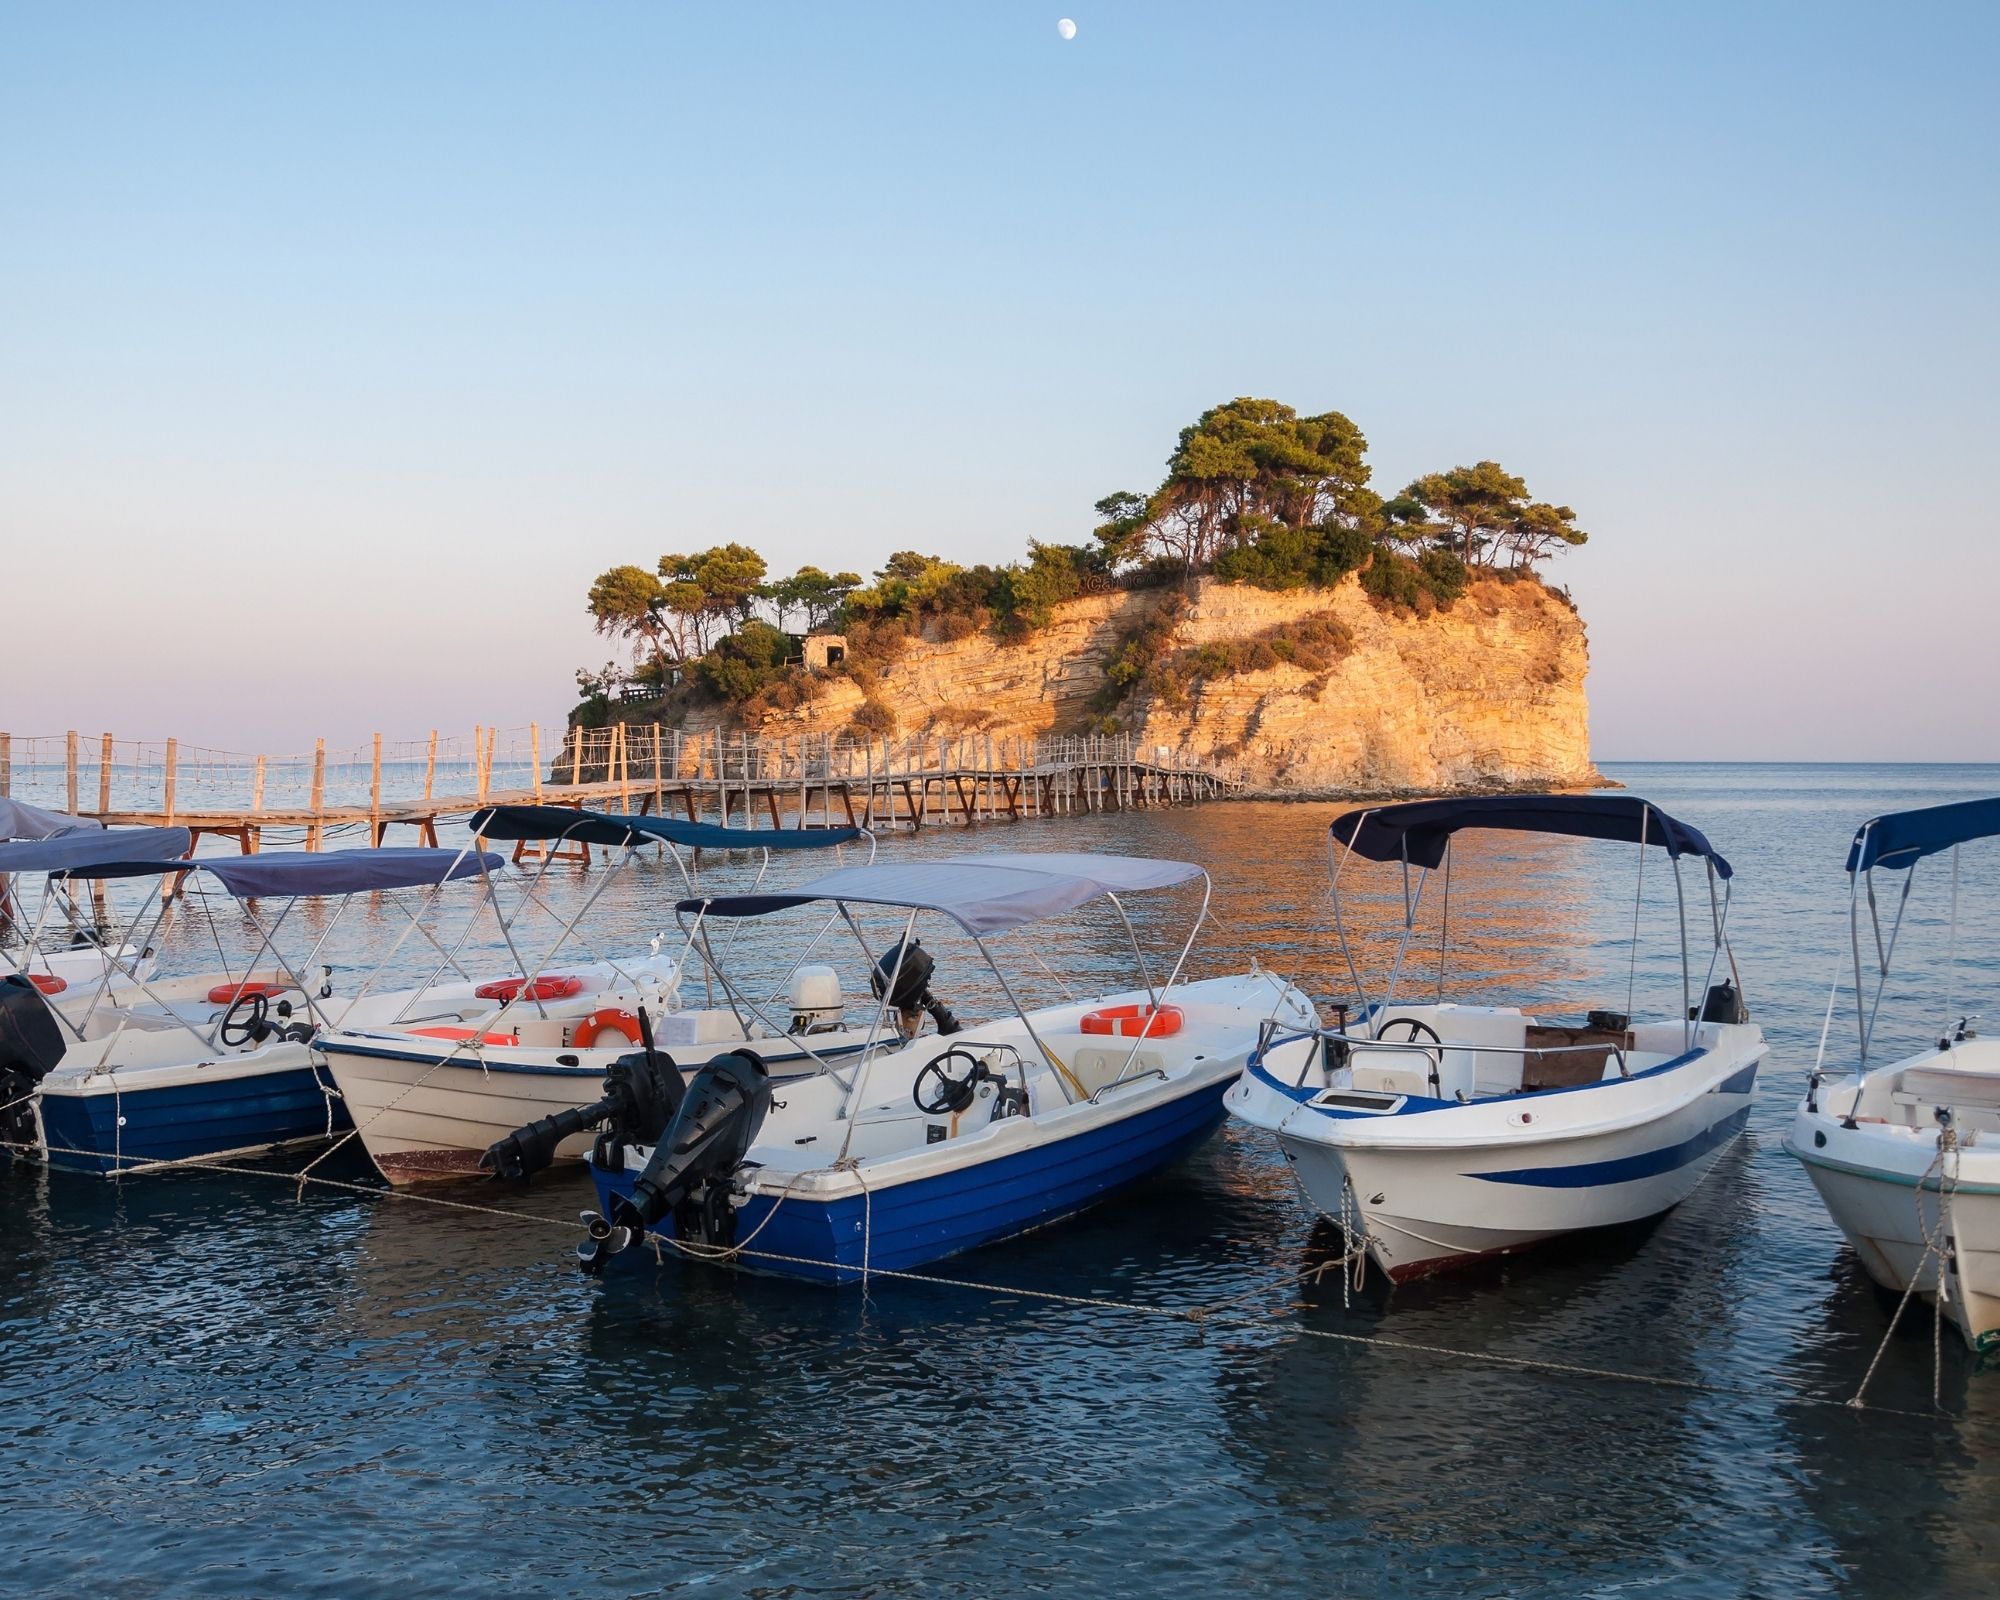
[1096,397,1585,591]
[1386,461,1587,569]
[579,395,1589,713]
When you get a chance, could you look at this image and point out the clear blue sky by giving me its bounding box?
[4,2,1994,758]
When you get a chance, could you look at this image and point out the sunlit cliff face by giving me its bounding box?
[667,576,1598,796]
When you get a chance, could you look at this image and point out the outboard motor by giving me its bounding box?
[0,975,64,1160]
[870,938,961,1040]
[577,1049,772,1272]
[786,965,845,1034]
[481,1043,684,1184]
[1694,983,1749,1025]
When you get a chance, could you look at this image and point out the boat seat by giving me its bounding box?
[1895,1067,2000,1112]
[1523,1024,1635,1089]
[408,1025,522,1048]
[1064,1041,1166,1097]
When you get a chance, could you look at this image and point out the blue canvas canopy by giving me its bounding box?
[52,846,504,897]
[470,804,861,852]
[1333,794,1733,880]
[0,826,192,876]
[678,855,1205,936]
[1846,796,2000,873]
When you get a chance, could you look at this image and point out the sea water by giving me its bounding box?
[3,763,1998,1598]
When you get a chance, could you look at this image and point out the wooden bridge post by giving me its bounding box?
[99,734,114,814]
[370,733,383,840]
[65,730,78,814]
[163,737,179,827]
[252,754,266,814]
[307,738,325,849]
[0,732,10,798]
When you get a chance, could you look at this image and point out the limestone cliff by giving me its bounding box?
[665,575,1599,795]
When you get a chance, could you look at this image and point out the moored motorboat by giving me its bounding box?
[319,804,883,1184]
[1784,795,2000,1353]
[1227,795,1766,1280]
[9,844,506,1175]
[564,852,1317,1282]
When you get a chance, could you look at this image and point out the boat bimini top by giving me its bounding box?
[1328,793,1740,1057]
[28,844,509,1051]
[0,799,108,844]
[469,804,866,858]
[1333,793,1732,877]
[677,852,1204,934]
[1820,794,2000,1078]
[0,826,193,879]
[675,852,1213,1105]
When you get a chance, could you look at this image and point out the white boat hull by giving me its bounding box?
[1787,1059,2000,1352]
[322,1032,869,1184]
[1230,1018,1764,1280]
[1281,1080,1754,1278]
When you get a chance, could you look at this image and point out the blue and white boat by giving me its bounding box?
[573,851,1317,1283]
[1785,796,2000,1353]
[6,842,506,1176]
[1227,795,1766,1280]
[321,804,884,1185]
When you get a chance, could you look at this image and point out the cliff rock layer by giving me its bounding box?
[681,575,1598,794]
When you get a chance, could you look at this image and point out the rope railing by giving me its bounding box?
[0,723,1235,842]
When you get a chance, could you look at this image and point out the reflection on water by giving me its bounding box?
[4,764,2000,1597]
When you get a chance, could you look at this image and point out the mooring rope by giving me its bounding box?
[0,1130,1949,1421]
[1849,1125,1961,1409]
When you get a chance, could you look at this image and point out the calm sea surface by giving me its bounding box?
[5,762,1999,1598]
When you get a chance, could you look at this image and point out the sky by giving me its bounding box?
[3,2,1995,759]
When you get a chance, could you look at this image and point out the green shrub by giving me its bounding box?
[1314,525,1376,585]
[993,542,1093,635]
[1360,549,1464,614]
[695,620,793,703]
[1093,593,1188,711]
[1418,548,1468,604]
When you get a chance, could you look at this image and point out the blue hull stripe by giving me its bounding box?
[1711,1061,1759,1096]
[1469,1104,1752,1189]
[36,1068,350,1176]
[593,1079,1229,1284]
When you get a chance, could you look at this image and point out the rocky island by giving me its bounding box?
[574,399,1601,796]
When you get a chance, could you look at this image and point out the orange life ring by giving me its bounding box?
[572,1008,643,1049]
[475,974,585,1002]
[208,978,292,1004]
[1079,1003,1183,1038]
[28,974,67,996]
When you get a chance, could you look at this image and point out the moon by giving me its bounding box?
[1057,17,1077,40]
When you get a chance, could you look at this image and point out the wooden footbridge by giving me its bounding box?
[0,726,1237,857]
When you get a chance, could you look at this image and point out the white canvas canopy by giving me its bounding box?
[0,800,103,842]
[677,853,1204,936]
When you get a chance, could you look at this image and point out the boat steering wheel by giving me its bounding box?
[1374,1016,1444,1096]
[913,1048,985,1116]
[219,991,270,1048]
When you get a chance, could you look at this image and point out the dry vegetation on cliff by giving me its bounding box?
[568,397,1599,792]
